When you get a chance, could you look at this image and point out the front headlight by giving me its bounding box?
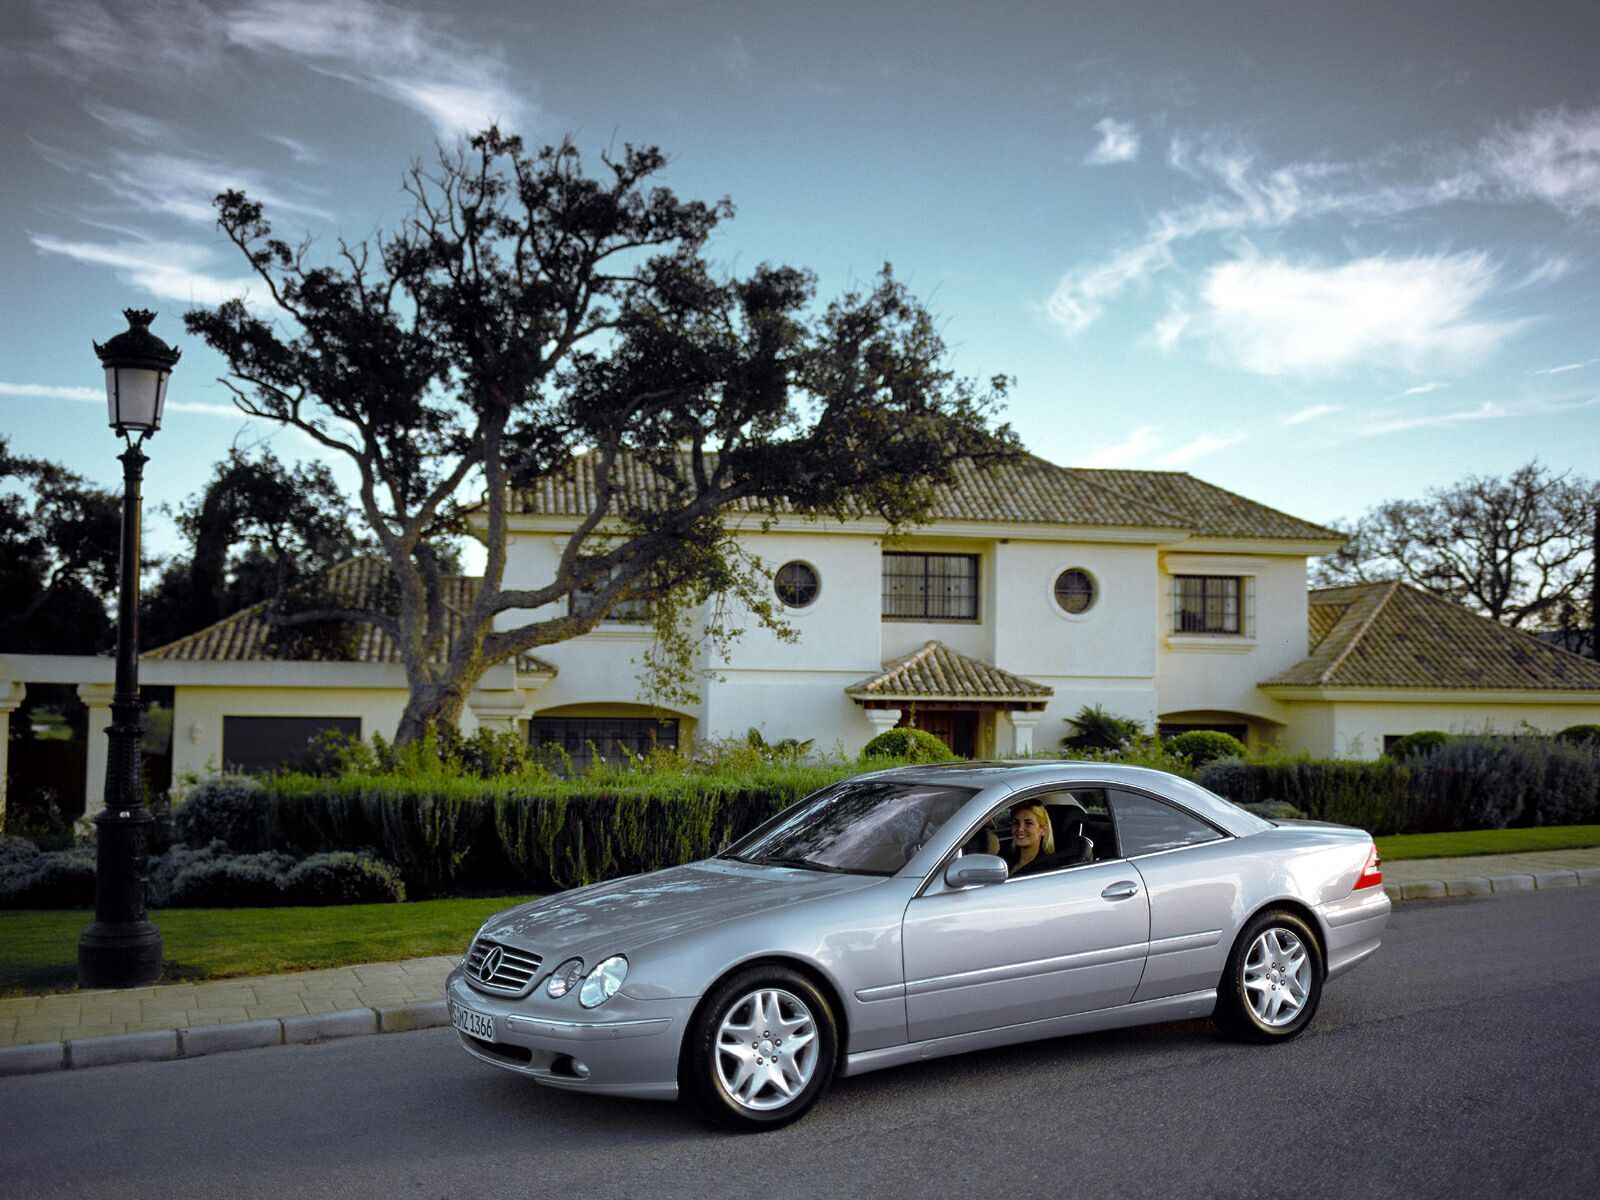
[578,955,628,1008]
[545,957,585,998]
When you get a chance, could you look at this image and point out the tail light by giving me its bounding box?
[1353,843,1383,890]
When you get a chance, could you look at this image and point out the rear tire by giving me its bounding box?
[1214,908,1324,1043]
[680,965,838,1132]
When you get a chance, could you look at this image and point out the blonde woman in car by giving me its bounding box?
[1005,802,1056,877]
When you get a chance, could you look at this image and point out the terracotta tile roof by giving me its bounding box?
[846,640,1054,704]
[1265,581,1600,691]
[1076,469,1343,541]
[512,452,1341,542]
[144,558,556,675]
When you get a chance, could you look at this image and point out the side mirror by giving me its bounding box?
[944,853,1008,889]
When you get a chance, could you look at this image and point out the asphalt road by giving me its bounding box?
[2,887,1597,1200]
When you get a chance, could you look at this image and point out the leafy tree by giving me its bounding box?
[186,129,1018,741]
[0,437,119,654]
[142,446,369,651]
[1315,461,1597,633]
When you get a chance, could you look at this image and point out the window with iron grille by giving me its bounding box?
[1173,575,1243,634]
[882,552,979,620]
[530,716,679,773]
[568,559,651,623]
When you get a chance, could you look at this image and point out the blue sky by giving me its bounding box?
[3,0,1598,563]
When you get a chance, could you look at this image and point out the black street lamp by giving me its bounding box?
[77,309,179,989]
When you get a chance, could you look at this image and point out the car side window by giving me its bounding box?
[1108,789,1223,857]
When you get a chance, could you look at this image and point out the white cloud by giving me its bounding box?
[1281,403,1343,426]
[1084,118,1139,165]
[1046,108,1600,340]
[1397,381,1449,397]
[1534,358,1597,375]
[222,0,531,137]
[1515,254,1574,288]
[28,234,263,306]
[1192,250,1522,377]
[0,380,255,421]
[1482,106,1600,215]
[0,381,102,401]
[263,133,319,164]
[1155,432,1246,467]
[1077,425,1161,468]
[39,0,530,138]
[1344,395,1598,440]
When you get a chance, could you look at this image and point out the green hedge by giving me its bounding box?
[178,764,861,896]
[1198,736,1600,835]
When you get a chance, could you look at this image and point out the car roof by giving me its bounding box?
[861,759,1269,837]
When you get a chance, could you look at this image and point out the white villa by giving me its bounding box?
[4,452,1599,816]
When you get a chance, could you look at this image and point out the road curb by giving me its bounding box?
[0,998,449,1078]
[1383,867,1600,903]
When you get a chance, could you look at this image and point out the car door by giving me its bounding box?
[900,794,1150,1043]
[1106,787,1245,1004]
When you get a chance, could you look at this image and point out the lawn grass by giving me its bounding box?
[0,894,532,998]
[1375,825,1600,862]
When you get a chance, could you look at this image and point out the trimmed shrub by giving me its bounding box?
[1196,755,1414,834]
[173,776,269,852]
[862,728,956,764]
[0,848,96,908]
[1167,730,1248,767]
[1197,736,1600,834]
[1386,731,1451,761]
[1555,724,1600,747]
[165,849,298,908]
[0,835,42,868]
[282,852,405,905]
[1237,800,1308,821]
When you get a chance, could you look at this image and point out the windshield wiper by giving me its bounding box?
[758,854,850,874]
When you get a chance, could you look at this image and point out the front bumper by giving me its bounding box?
[445,967,694,1100]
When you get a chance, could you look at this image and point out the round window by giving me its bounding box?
[1053,568,1096,615]
[774,561,820,609]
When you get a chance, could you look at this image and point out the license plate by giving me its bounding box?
[451,1001,495,1042]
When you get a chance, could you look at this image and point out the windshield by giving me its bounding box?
[724,779,979,876]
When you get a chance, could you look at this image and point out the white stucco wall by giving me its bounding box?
[169,685,420,782]
[1154,551,1305,738]
[1275,698,1600,758]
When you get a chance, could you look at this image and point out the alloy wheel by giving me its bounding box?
[714,988,820,1111]
[1242,927,1311,1027]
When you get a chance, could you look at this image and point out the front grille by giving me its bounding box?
[466,938,543,996]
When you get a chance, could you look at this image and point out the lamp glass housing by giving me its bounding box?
[104,364,170,434]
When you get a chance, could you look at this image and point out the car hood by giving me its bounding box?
[478,859,882,958]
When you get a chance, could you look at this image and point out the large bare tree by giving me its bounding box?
[1315,461,1597,634]
[186,130,1018,741]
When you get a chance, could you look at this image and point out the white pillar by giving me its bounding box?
[467,690,526,733]
[78,682,116,819]
[1008,710,1042,756]
[863,708,903,739]
[0,681,25,827]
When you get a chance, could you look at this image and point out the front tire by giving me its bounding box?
[680,965,838,1132]
[1215,908,1324,1043]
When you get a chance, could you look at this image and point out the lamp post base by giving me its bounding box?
[76,807,163,989]
[77,921,164,990]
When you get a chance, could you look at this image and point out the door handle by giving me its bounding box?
[1101,881,1140,900]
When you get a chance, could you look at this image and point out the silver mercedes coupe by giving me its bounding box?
[446,761,1390,1130]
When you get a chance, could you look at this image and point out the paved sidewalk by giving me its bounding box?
[1384,846,1600,883]
[0,955,459,1051]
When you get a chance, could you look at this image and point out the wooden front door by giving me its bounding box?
[903,709,979,758]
